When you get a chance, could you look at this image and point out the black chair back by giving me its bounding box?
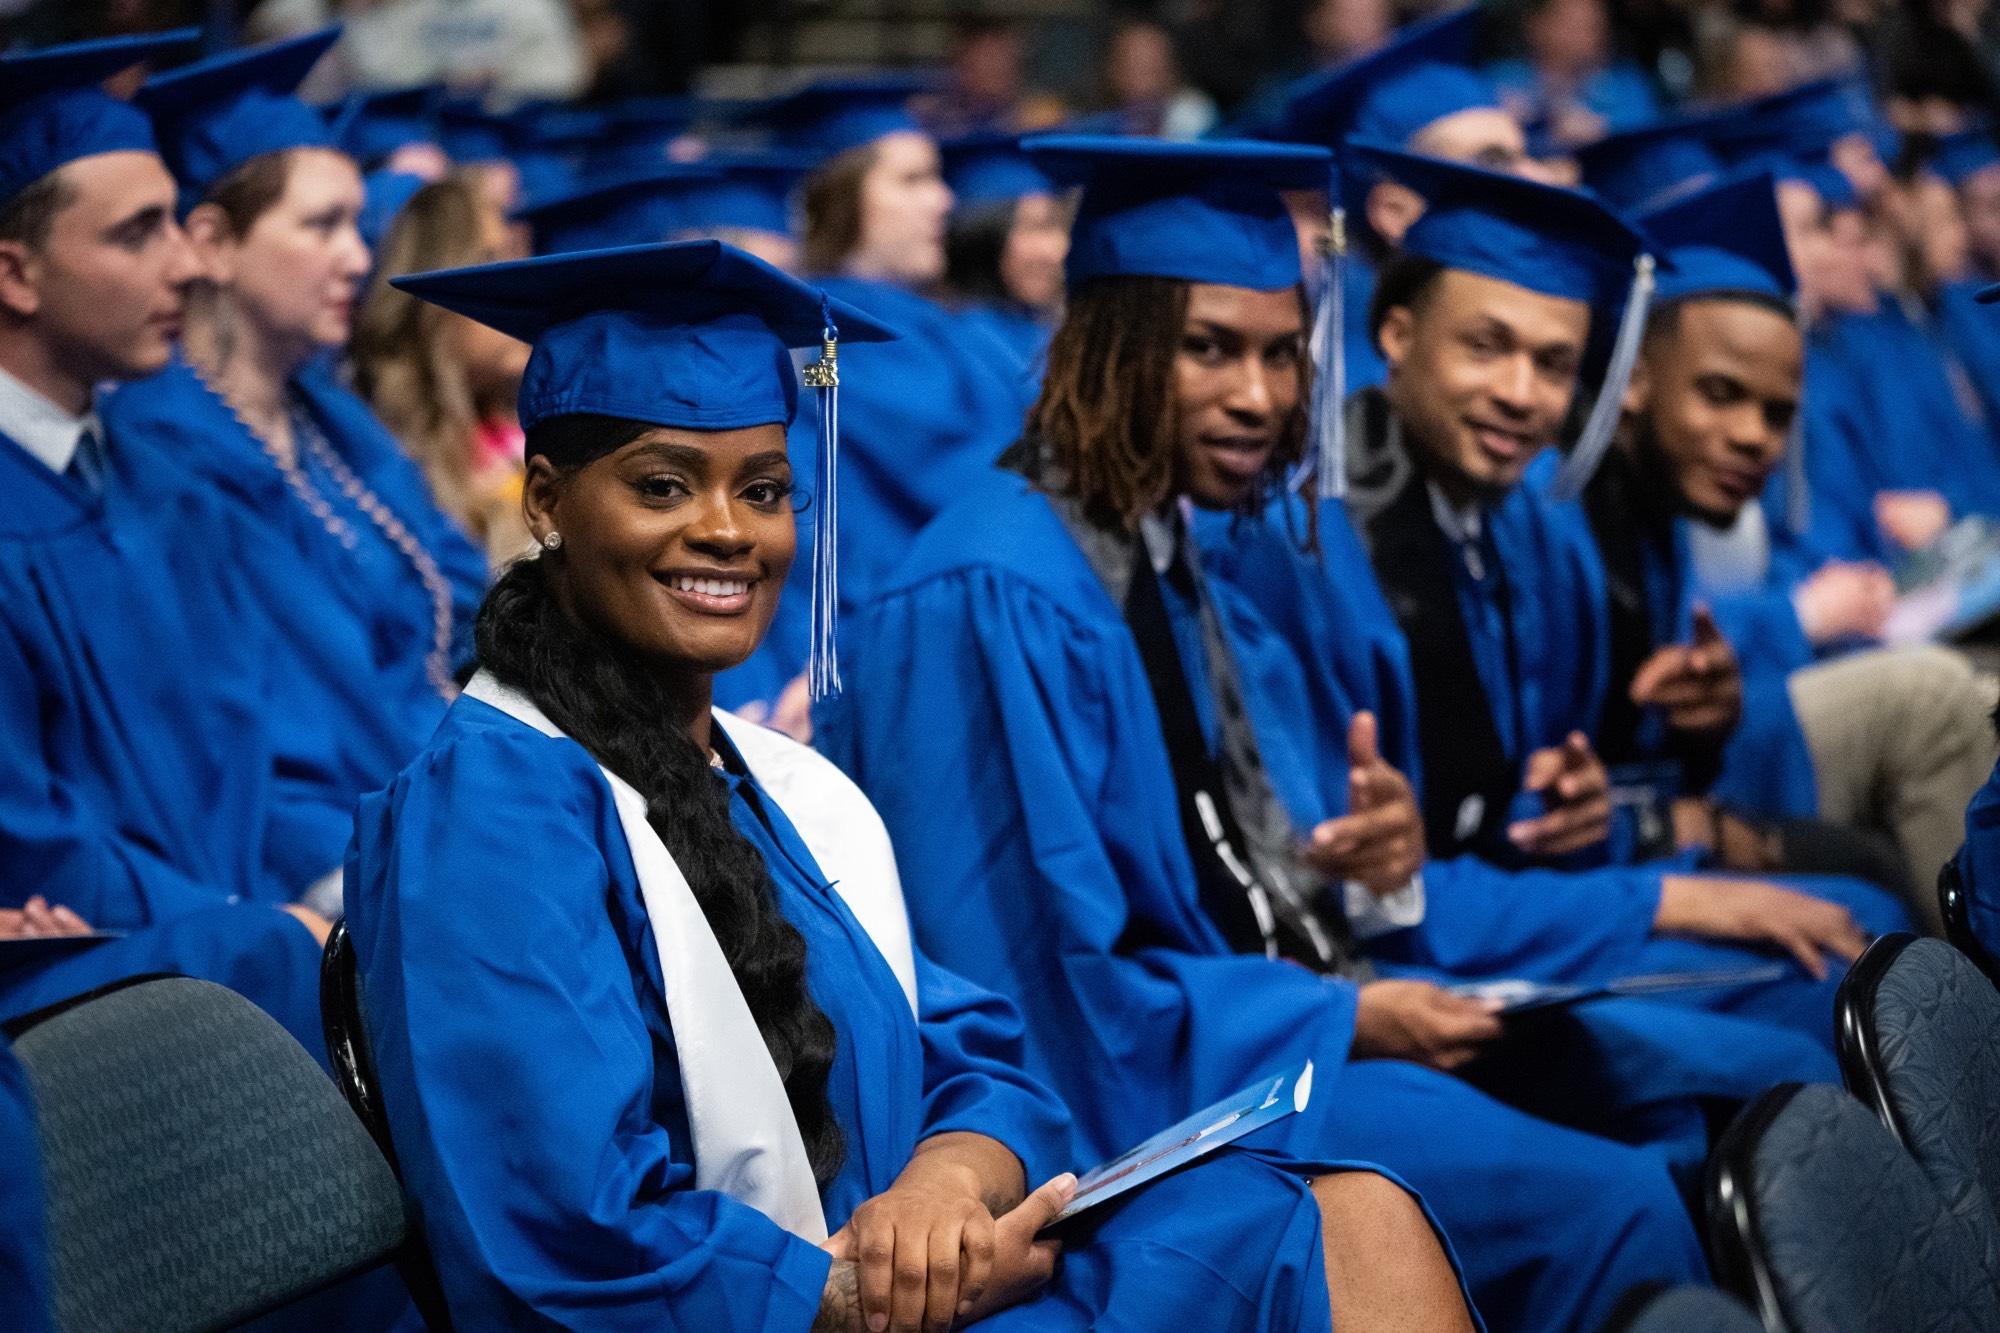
[1836,930,2000,1251]
[1707,1082,2000,1331]
[322,919,457,1331]
[10,975,406,1332]
[1939,852,2000,987]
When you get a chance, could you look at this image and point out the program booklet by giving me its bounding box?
[1450,962,1790,1017]
[0,930,126,966]
[1045,1061,1314,1230]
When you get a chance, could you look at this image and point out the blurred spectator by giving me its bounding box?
[1094,17,1217,139]
[247,0,587,102]
[351,174,534,562]
[1876,0,1998,125]
[1488,0,1664,143]
[918,20,1064,135]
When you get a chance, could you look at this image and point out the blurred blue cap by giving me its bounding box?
[136,26,341,206]
[1350,139,1652,303]
[1639,170,1794,305]
[0,29,197,207]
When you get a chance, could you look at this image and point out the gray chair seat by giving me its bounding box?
[1707,1082,2000,1332]
[1838,933,2000,1249]
[9,975,406,1332]
[1605,1284,1762,1333]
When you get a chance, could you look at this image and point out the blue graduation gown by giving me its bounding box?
[1959,757,2000,959]
[0,430,327,1054]
[0,1036,51,1333]
[104,358,486,891]
[826,467,1709,1333]
[349,696,1342,1332]
[717,276,1035,711]
[953,300,1053,381]
[1200,493,1910,1038]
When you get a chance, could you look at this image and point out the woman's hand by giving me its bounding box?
[1302,713,1426,894]
[1351,979,1504,1071]
[1656,875,1868,979]
[0,896,92,938]
[955,1173,1075,1325]
[822,1133,1030,1332]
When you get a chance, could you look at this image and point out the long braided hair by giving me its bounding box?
[476,413,845,1185]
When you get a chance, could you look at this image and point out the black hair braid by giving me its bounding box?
[475,556,847,1186]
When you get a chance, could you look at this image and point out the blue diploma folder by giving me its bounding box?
[1048,1061,1314,1227]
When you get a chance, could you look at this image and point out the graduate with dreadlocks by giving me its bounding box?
[825,135,1712,1333]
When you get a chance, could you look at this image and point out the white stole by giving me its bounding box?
[462,672,918,1243]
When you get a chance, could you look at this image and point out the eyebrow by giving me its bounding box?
[103,204,167,238]
[627,440,791,473]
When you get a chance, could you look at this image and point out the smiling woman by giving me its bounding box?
[345,237,1433,1333]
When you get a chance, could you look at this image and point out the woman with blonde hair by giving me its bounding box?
[352,172,534,560]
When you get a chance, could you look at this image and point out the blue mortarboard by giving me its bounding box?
[514,165,723,254]
[330,85,442,167]
[437,98,532,163]
[358,168,430,255]
[939,132,1052,209]
[1640,171,1794,305]
[1023,135,1331,292]
[1575,108,1731,209]
[1350,140,1658,498]
[393,238,898,697]
[672,152,813,237]
[1707,78,1876,165]
[1353,139,1649,302]
[0,30,198,207]
[745,76,931,160]
[1275,5,1494,147]
[1750,151,1858,212]
[136,27,341,206]
[1933,128,2000,188]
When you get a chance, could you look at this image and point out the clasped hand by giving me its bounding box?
[1629,605,1741,738]
[822,1165,1075,1332]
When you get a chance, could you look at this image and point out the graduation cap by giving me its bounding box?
[1349,140,1659,500]
[357,167,430,254]
[672,152,814,237]
[1933,127,2000,188]
[392,239,897,696]
[1575,108,1731,209]
[1274,5,1495,148]
[136,26,342,208]
[0,30,198,207]
[742,75,932,160]
[1706,78,1876,166]
[514,165,722,254]
[939,132,1052,209]
[329,84,442,168]
[1639,171,1794,306]
[1022,135,1330,291]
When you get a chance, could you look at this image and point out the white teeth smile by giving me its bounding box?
[673,577,750,597]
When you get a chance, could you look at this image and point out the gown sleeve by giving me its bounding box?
[0,615,227,926]
[346,720,832,1332]
[912,951,1071,1185]
[830,565,1358,1164]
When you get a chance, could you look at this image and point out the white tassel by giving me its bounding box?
[1784,411,1810,536]
[1552,252,1656,502]
[1314,207,1349,501]
[803,306,842,700]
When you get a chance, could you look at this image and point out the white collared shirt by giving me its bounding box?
[1427,479,1488,580]
[0,361,96,475]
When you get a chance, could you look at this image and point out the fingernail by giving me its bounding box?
[959,1300,974,1315]
[869,1316,887,1332]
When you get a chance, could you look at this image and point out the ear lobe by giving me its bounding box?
[1377,304,1415,369]
[1622,356,1652,415]
[0,241,41,320]
[1365,182,1424,248]
[181,202,236,284]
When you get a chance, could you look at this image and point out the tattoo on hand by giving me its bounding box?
[814,1260,863,1333]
